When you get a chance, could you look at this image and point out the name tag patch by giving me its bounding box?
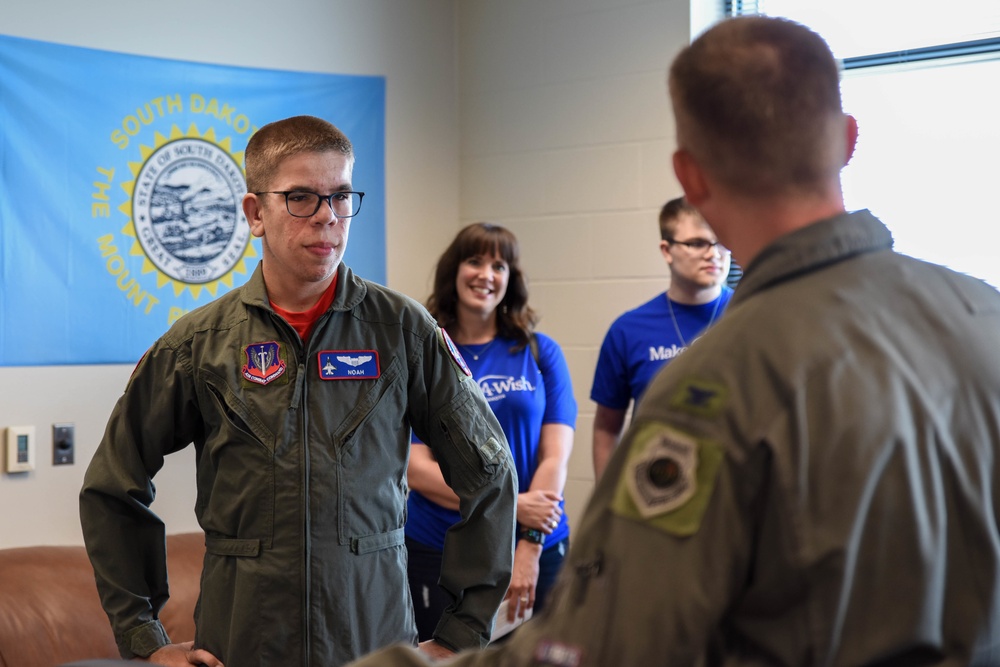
[318,350,381,380]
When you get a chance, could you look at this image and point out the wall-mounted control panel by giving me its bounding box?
[5,425,36,473]
[53,423,75,465]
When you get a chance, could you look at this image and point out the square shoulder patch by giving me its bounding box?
[611,422,723,537]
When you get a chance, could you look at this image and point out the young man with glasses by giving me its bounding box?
[80,115,517,667]
[590,196,733,480]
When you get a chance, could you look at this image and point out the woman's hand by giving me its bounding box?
[516,489,563,533]
[504,540,543,622]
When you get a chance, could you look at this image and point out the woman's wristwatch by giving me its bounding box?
[520,528,546,545]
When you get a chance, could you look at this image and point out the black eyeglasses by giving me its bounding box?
[254,190,365,218]
[667,237,730,256]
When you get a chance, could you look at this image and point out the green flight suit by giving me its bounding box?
[349,210,1000,666]
[80,261,517,666]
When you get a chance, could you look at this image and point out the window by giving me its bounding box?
[750,0,1000,60]
[721,1,1000,288]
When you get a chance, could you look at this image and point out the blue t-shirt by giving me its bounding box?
[406,332,578,551]
[590,288,733,410]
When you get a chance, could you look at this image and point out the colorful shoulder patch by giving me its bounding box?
[242,341,288,386]
[611,422,723,536]
[317,350,381,380]
[438,328,472,378]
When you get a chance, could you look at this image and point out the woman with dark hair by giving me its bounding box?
[406,222,577,641]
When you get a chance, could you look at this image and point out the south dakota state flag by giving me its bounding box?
[0,34,385,366]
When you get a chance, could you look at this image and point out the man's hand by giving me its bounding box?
[143,641,224,666]
[418,639,456,662]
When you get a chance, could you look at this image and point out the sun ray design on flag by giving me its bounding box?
[117,123,258,299]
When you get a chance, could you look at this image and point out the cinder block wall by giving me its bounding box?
[457,0,698,529]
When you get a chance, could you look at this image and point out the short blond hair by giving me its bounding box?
[244,115,353,193]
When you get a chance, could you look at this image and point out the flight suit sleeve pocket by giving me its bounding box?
[205,536,261,557]
[436,390,510,493]
[351,527,405,555]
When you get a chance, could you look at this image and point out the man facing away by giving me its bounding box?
[348,15,1000,667]
[80,115,517,667]
[591,197,732,480]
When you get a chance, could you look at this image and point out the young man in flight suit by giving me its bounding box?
[347,15,1000,667]
[80,115,517,667]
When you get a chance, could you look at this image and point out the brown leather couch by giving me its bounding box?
[0,532,204,667]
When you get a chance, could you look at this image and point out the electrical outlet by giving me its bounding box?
[53,423,75,465]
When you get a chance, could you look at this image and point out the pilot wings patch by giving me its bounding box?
[317,350,381,380]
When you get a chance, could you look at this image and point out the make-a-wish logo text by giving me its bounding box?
[477,374,536,402]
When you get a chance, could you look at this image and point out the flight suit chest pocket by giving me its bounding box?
[195,371,277,546]
[333,357,404,459]
[330,358,408,541]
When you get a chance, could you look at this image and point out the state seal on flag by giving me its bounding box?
[117,124,257,300]
[131,131,250,288]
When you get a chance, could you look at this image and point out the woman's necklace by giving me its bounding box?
[458,338,498,361]
[667,295,722,348]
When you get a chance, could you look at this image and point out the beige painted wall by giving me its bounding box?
[457,0,697,531]
[0,0,715,548]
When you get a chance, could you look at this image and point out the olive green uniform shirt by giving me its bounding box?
[351,210,1000,666]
